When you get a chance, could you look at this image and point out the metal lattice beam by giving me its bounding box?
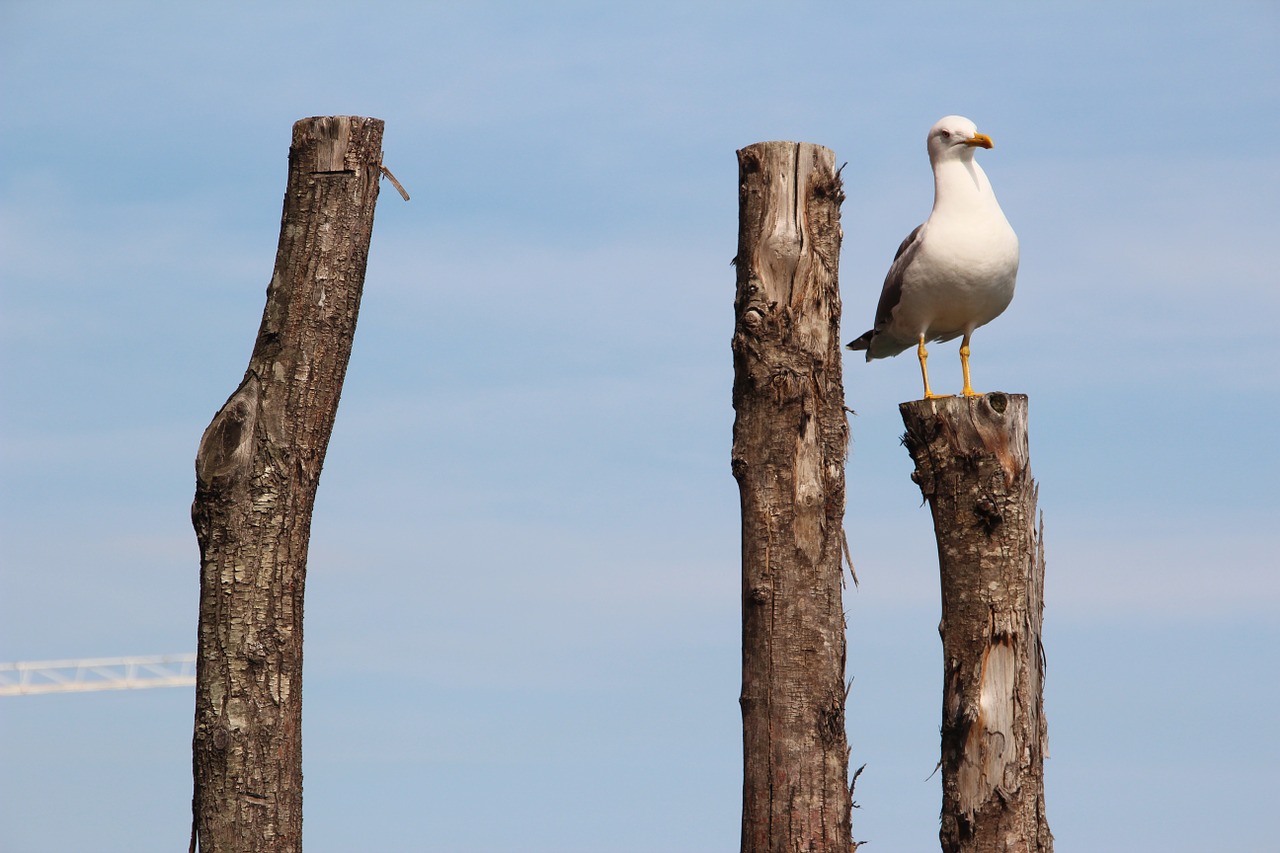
[0,654,196,696]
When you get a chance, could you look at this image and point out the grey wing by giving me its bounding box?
[871,224,924,332]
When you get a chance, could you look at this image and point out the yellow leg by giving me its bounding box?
[918,335,950,399]
[960,333,979,397]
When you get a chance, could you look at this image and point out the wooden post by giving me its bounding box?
[899,394,1051,853]
[732,141,853,853]
[190,116,384,853]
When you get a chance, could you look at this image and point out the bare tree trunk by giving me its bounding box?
[732,141,853,853]
[899,394,1051,853]
[190,116,384,853]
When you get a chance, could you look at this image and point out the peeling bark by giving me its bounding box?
[900,394,1051,853]
[733,141,854,852]
[191,116,384,853]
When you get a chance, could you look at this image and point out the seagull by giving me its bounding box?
[846,115,1019,398]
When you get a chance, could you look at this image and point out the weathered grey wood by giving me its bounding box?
[190,116,384,853]
[732,141,854,853]
[899,393,1051,853]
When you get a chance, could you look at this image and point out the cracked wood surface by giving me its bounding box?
[191,116,384,853]
[900,394,1051,853]
[732,141,854,853]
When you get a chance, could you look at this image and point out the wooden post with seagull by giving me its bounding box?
[900,394,1051,853]
[846,115,1051,851]
[732,140,855,853]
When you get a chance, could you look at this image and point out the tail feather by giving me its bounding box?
[845,331,873,351]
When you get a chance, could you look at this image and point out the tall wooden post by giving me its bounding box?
[732,141,853,853]
[899,394,1051,853]
[190,116,384,853]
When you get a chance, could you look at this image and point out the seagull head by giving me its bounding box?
[927,115,994,163]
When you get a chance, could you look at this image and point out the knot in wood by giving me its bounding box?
[737,146,762,175]
[769,367,804,405]
[818,695,846,745]
[973,496,1003,534]
[195,382,259,485]
[740,305,766,335]
[245,640,268,664]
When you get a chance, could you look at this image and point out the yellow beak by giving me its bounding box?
[964,133,994,149]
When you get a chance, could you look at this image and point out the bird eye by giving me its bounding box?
[938,129,952,139]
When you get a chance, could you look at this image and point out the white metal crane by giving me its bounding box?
[0,653,196,696]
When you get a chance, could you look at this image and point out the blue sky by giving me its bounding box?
[1,2,1277,851]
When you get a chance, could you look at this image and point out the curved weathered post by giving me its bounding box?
[732,141,853,853]
[900,393,1051,853]
[190,116,384,853]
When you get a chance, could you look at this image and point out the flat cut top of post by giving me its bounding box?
[901,392,1029,486]
[735,141,843,354]
[294,115,384,172]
